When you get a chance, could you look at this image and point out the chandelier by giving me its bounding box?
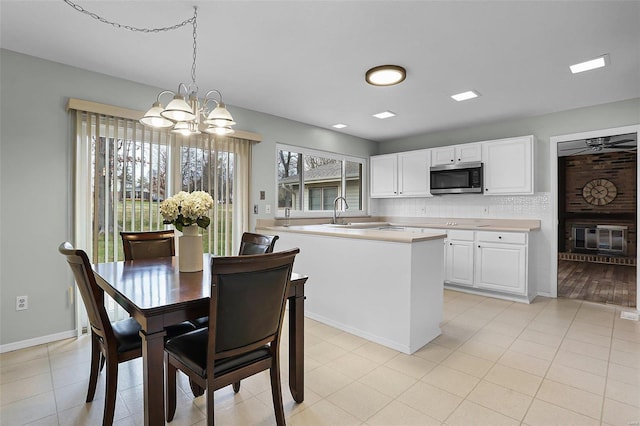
[64,1,235,136]
[139,7,235,136]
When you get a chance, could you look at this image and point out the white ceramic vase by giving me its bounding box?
[178,225,203,272]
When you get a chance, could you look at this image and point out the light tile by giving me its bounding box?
[484,364,542,396]
[0,372,53,407]
[0,344,49,368]
[565,327,613,347]
[352,341,399,364]
[536,379,603,420]
[412,343,453,363]
[610,348,640,370]
[304,365,352,398]
[288,399,361,426]
[469,330,516,348]
[458,339,506,362]
[524,399,600,426]
[446,400,520,426]
[305,341,348,364]
[602,397,640,426]
[607,362,640,387]
[421,365,480,398]
[519,328,563,348]
[384,353,437,379]
[559,337,611,360]
[545,363,606,395]
[325,332,369,351]
[324,352,379,380]
[0,357,51,385]
[552,349,608,377]
[213,396,278,426]
[440,351,494,378]
[326,381,392,421]
[467,380,532,421]
[509,337,558,361]
[0,391,57,425]
[606,377,640,408]
[613,328,640,343]
[497,349,551,377]
[612,337,640,354]
[397,381,462,421]
[357,365,417,398]
[366,400,441,426]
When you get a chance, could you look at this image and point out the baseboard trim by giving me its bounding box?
[0,329,78,354]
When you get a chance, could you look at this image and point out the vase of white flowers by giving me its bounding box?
[160,191,214,272]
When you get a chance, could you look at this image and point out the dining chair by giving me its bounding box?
[58,242,143,426]
[120,230,196,338]
[120,229,175,260]
[164,248,300,426]
[191,232,279,328]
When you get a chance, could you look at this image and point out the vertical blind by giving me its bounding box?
[68,98,257,322]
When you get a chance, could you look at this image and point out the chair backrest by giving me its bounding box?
[120,230,175,260]
[58,242,115,343]
[238,232,279,256]
[208,248,299,358]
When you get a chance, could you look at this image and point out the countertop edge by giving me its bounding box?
[256,225,446,243]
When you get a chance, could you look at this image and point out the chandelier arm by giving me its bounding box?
[156,90,176,103]
[63,0,196,33]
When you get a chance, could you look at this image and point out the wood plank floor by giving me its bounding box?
[558,260,637,307]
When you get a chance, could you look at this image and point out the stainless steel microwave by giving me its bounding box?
[430,162,483,194]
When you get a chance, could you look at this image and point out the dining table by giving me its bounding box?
[92,254,308,426]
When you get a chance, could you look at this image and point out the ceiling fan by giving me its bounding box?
[559,133,637,156]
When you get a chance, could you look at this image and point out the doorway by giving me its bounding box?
[551,125,640,308]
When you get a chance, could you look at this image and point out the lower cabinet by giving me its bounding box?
[443,229,530,301]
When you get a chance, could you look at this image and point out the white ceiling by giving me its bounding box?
[1,0,639,143]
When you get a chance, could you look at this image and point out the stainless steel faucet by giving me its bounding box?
[332,196,349,224]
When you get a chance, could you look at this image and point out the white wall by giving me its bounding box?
[0,49,377,348]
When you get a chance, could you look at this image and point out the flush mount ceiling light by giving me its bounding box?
[570,54,610,74]
[332,123,348,129]
[65,2,236,136]
[373,111,396,119]
[451,90,480,102]
[365,65,407,86]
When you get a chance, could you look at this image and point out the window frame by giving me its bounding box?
[275,143,368,218]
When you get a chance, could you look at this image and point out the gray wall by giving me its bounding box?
[0,49,377,347]
[378,98,640,192]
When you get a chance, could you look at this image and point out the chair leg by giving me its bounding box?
[86,334,101,402]
[166,354,178,422]
[206,385,215,426]
[269,362,286,426]
[189,378,205,397]
[232,381,241,393]
[102,357,118,426]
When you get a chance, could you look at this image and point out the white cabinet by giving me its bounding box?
[482,135,534,195]
[370,154,397,197]
[475,231,527,295]
[370,150,431,198]
[431,143,482,166]
[444,230,475,287]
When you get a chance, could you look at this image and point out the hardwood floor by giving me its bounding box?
[558,259,637,307]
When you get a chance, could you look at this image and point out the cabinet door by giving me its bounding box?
[370,154,397,197]
[431,147,455,166]
[398,150,430,196]
[482,136,533,195]
[445,239,475,286]
[475,242,526,294]
[456,143,482,163]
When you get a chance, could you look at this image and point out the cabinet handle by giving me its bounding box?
[449,242,453,246]
[498,236,502,239]
[478,245,481,248]
[485,188,488,192]
[450,159,454,162]
[458,158,461,161]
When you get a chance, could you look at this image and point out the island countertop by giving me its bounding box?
[256,217,540,243]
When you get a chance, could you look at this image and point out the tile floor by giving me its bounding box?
[1,290,639,425]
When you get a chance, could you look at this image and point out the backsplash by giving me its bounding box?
[371,193,551,219]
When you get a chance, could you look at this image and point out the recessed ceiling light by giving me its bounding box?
[570,54,610,74]
[373,111,396,119]
[332,123,348,129]
[365,65,406,86]
[451,90,480,102]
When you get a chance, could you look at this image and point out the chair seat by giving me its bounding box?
[111,318,142,353]
[165,321,197,338]
[191,316,209,328]
[165,328,271,378]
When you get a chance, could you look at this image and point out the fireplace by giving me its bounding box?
[572,224,628,255]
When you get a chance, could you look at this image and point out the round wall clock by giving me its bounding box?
[582,178,617,206]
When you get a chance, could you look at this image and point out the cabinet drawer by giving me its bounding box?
[476,231,526,244]
[447,230,475,241]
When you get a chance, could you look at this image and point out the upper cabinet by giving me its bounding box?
[371,149,431,198]
[431,143,482,166]
[482,135,534,195]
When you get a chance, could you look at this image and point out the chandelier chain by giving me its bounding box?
[63,0,196,33]
[191,7,198,88]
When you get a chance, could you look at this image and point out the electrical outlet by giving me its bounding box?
[16,295,28,311]
[265,204,271,214]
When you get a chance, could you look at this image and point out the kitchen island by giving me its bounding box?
[256,224,446,354]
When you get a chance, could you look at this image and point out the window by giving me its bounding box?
[276,144,366,216]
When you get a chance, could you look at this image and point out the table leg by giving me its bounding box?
[141,329,166,426]
[288,293,305,402]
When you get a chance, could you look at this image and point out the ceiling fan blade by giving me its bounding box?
[559,146,585,152]
[606,139,635,146]
[568,149,591,155]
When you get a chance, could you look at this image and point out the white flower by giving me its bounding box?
[159,191,214,230]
